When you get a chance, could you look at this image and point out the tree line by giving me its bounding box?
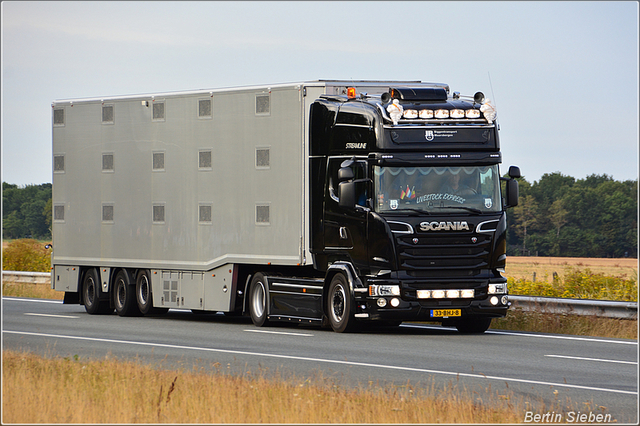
[2,182,52,240]
[506,173,637,258]
[2,175,638,258]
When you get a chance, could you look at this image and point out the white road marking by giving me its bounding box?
[244,329,314,337]
[24,313,79,319]
[3,330,637,396]
[545,354,637,365]
[3,297,62,304]
[401,323,638,345]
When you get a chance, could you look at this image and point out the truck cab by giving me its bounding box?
[309,84,520,333]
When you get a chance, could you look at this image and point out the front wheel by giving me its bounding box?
[455,317,492,334]
[327,274,357,333]
[249,273,270,327]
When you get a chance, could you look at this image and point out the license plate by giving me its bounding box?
[430,309,461,318]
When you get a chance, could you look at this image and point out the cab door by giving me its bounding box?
[323,157,369,271]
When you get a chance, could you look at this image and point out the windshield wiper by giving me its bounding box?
[438,206,483,214]
[382,208,430,216]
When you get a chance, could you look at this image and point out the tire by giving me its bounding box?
[82,268,112,315]
[327,273,357,333]
[136,270,168,315]
[113,270,140,317]
[455,317,492,334]
[249,273,270,327]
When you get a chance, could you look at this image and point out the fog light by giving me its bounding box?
[460,289,475,298]
[446,290,460,299]
[390,298,400,307]
[432,290,446,299]
[416,290,431,299]
[377,298,387,307]
[501,295,508,305]
[490,296,499,305]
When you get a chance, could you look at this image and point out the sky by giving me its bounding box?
[1,1,638,186]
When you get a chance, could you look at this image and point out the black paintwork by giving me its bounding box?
[272,88,512,324]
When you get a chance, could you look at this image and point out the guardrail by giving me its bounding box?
[509,295,637,320]
[2,271,637,319]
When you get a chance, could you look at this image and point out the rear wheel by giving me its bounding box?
[114,270,140,317]
[327,273,357,333]
[249,273,270,327]
[136,270,168,315]
[455,317,492,334]
[82,268,112,315]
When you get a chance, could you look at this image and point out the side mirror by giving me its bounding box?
[338,166,354,182]
[505,178,519,208]
[508,165,521,179]
[338,181,356,209]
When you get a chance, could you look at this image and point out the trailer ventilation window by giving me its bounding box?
[256,148,270,169]
[54,205,65,222]
[153,205,165,223]
[199,150,212,170]
[199,205,212,223]
[53,108,65,126]
[102,104,114,124]
[152,101,165,121]
[102,153,114,172]
[102,204,114,223]
[152,152,165,171]
[198,98,212,118]
[255,94,270,116]
[163,280,179,305]
[53,155,65,173]
[256,204,270,225]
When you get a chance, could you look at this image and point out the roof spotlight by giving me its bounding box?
[474,92,485,104]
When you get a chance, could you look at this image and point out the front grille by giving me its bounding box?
[397,233,491,276]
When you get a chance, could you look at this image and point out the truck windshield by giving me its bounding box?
[373,165,502,213]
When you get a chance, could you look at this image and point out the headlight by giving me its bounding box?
[419,109,433,118]
[450,109,464,119]
[488,283,507,294]
[403,109,418,119]
[465,109,481,118]
[369,284,400,297]
[434,109,449,119]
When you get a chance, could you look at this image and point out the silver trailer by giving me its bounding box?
[51,80,519,333]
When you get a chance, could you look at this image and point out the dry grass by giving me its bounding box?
[2,280,63,300]
[505,256,638,283]
[2,350,527,424]
[491,309,637,340]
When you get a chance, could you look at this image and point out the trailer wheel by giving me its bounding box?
[455,317,492,334]
[249,273,270,327]
[82,268,112,315]
[113,270,140,317]
[136,270,168,315]
[327,273,357,333]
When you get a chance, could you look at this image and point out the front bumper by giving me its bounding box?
[354,276,509,321]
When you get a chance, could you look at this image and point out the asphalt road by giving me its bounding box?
[3,297,638,423]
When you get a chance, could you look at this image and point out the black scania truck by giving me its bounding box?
[51,80,519,334]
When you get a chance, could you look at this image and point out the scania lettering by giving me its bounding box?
[51,80,520,334]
